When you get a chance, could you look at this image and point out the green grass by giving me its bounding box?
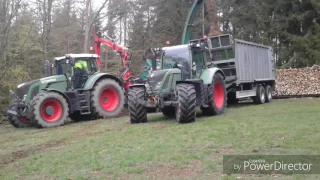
[1,98,320,179]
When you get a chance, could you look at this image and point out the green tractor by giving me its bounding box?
[3,54,125,128]
[127,42,227,123]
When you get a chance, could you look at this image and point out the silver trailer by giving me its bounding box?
[191,34,276,104]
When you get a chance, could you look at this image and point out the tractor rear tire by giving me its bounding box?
[265,85,273,103]
[253,85,266,104]
[128,87,147,123]
[30,92,69,128]
[162,107,176,117]
[91,79,124,119]
[202,73,227,116]
[7,98,33,128]
[175,84,196,123]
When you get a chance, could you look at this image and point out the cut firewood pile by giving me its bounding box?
[274,65,320,96]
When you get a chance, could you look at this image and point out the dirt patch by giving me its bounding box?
[144,161,203,179]
[215,145,236,154]
[0,138,67,168]
[0,119,106,168]
[154,124,166,130]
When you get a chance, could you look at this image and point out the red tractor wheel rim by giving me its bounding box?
[213,82,224,109]
[100,88,119,111]
[41,99,63,122]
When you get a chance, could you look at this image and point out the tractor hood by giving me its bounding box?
[14,79,40,100]
[13,75,66,101]
[146,69,169,91]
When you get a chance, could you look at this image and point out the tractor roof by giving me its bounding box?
[54,54,99,61]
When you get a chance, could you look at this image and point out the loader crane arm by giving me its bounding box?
[94,29,132,89]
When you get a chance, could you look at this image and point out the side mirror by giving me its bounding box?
[69,58,75,66]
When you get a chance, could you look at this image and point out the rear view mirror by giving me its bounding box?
[69,58,75,66]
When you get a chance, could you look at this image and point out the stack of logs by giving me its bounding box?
[274,65,320,96]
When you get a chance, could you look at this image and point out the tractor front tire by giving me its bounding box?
[7,98,33,128]
[91,79,124,119]
[128,87,147,123]
[202,73,227,116]
[175,84,196,123]
[30,92,69,128]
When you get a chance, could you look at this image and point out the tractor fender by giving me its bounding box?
[42,88,73,113]
[83,73,123,90]
[200,67,225,85]
[128,84,146,91]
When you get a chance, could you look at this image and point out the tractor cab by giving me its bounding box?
[53,54,99,89]
[161,43,208,80]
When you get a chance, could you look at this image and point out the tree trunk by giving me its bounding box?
[84,0,91,52]
[206,0,221,36]
[41,0,54,60]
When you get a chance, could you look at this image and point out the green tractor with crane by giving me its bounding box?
[4,54,126,128]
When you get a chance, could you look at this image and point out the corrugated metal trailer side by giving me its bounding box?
[234,39,275,84]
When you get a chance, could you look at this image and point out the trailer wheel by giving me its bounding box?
[30,92,69,128]
[253,85,266,104]
[7,98,33,128]
[162,107,176,117]
[175,84,196,123]
[202,73,227,115]
[91,79,124,119]
[265,85,272,103]
[128,87,147,123]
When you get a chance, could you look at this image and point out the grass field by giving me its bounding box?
[1,98,320,180]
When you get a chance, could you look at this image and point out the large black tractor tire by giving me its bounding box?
[162,107,176,117]
[7,98,33,128]
[69,112,94,122]
[91,79,125,119]
[202,73,227,116]
[128,87,147,123]
[30,92,69,128]
[175,84,196,123]
[253,85,266,104]
[265,85,273,103]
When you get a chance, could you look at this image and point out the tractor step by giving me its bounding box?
[77,91,91,115]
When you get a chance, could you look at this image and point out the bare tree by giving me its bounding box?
[83,0,109,52]
[36,0,54,60]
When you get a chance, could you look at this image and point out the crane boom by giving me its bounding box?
[93,29,132,89]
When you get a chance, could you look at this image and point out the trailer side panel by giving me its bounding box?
[234,39,275,84]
